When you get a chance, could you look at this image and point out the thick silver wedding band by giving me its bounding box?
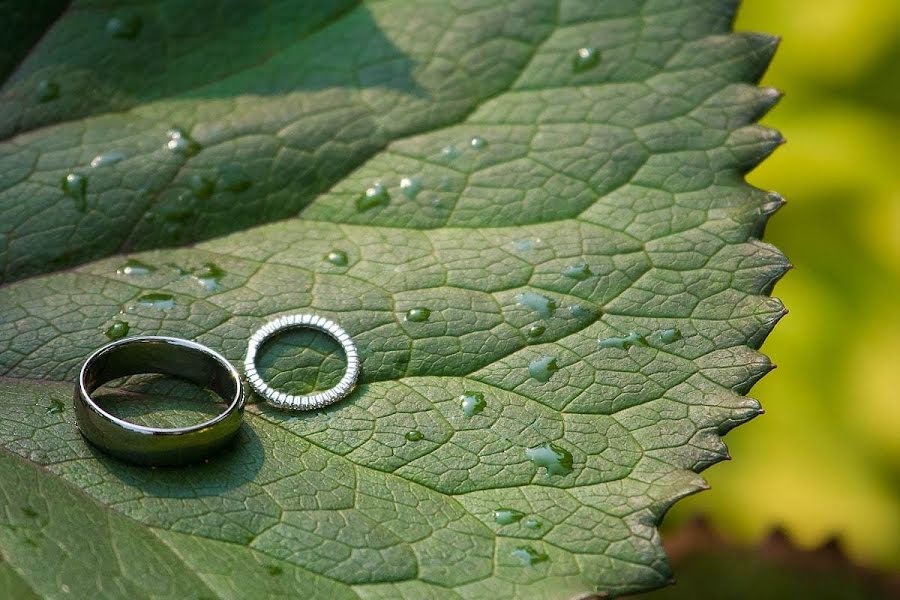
[244,314,359,411]
[75,336,245,466]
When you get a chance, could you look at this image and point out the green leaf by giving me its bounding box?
[0,1,786,597]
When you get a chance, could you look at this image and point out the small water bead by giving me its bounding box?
[136,293,175,309]
[36,80,59,102]
[440,145,460,160]
[515,292,556,319]
[493,508,525,525]
[572,47,600,72]
[190,174,215,199]
[61,173,88,210]
[525,442,573,476]
[568,304,595,319]
[106,15,143,39]
[528,356,558,383]
[90,151,126,168]
[522,518,542,530]
[47,398,66,415]
[326,250,349,267]
[104,320,130,339]
[399,177,422,199]
[117,259,156,276]
[469,136,487,149]
[405,307,431,322]
[460,391,486,417]
[166,128,201,157]
[526,324,545,338]
[405,430,424,442]
[562,263,592,281]
[658,328,683,344]
[192,262,224,291]
[357,182,390,211]
[597,331,646,350]
[219,166,252,193]
[511,546,549,566]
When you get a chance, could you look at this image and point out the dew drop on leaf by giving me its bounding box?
[90,151,126,168]
[405,307,431,322]
[46,398,66,415]
[460,391,486,417]
[106,15,143,39]
[597,331,646,350]
[192,262,224,291]
[404,430,424,442]
[104,320,130,339]
[493,508,525,525]
[572,47,600,72]
[135,293,176,309]
[117,259,156,276]
[562,263,592,280]
[528,356,558,382]
[36,80,59,102]
[357,182,390,211]
[658,328,683,343]
[523,518,542,530]
[60,173,88,210]
[516,292,556,319]
[525,442,573,476]
[511,546,549,566]
[399,176,422,199]
[440,145,460,160]
[526,324,546,338]
[190,174,215,199]
[166,127,201,156]
[326,250,348,266]
[469,136,487,149]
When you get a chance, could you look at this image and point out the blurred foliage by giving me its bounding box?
[665,0,900,572]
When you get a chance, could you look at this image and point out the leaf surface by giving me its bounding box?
[0,1,785,597]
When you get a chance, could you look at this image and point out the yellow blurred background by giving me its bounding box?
[665,0,900,571]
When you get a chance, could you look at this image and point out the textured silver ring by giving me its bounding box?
[244,314,359,410]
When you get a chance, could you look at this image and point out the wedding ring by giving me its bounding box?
[75,336,245,466]
[244,314,359,410]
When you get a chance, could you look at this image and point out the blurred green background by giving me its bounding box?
[664,0,900,573]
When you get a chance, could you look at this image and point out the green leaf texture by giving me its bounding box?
[0,1,786,597]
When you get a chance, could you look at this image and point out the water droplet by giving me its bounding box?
[460,391,486,417]
[658,328,683,343]
[523,518,542,530]
[190,174,215,199]
[405,307,431,322]
[526,324,545,338]
[511,546,549,566]
[573,47,600,72]
[493,508,525,525]
[104,320,130,339]
[440,145,460,160]
[405,430,424,442]
[399,177,422,199]
[525,442,573,476]
[90,151,126,168]
[512,239,534,252]
[357,182,390,211]
[46,398,65,415]
[136,293,175,309]
[106,15,142,39]
[192,262,224,291]
[516,292,556,319]
[562,263,592,281]
[266,565,283,577]
[36,80,59,102]
[568,304,596,319]
[166,127,201,156]
[117,259,156,276]
[218,166,252,193]
[326,250,349,266]
[469,136,487,149]
[598,331,646,350]
[528,356,559,383]
[60,173,88,210]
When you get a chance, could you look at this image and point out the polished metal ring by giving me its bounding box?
[74,336,245,466]
[244,314,359,411]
